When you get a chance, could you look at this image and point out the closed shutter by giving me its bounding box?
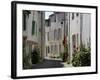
[32,20,35,35]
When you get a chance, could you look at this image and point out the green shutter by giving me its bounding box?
[32,20,35,35]
[23,13,26,31]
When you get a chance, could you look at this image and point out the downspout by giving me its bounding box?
[68,12,70,63]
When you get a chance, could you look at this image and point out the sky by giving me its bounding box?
[45,12,54,19]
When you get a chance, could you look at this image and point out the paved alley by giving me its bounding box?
[31,59,64,69]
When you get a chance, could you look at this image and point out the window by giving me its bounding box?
[54,29,58,40]
[23,10,31,31]
[23,11,26,31]
[58,28,61,40]
[72,13,74,20]
[35,23,37,36]
[76,13,79,17]
[48,19,51,26]
[55,45,57,53]
[51,45,53,53]
[54,14,56,22]
[55,30,58,40]
[59,44,61,53]
[45,19,51,26]
[54,29,56,40]
[47,32,49,41]
[46,46,48,54]
[48,46,50,53]
[61,21,63,24]
[32,20,35,35]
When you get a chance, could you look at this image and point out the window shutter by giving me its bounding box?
[23,13,26,31]
[32,20,35,35]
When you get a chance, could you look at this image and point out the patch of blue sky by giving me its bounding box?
[45,12,54,19]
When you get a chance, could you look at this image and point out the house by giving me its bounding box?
[22,10,45,68]
[45,12,65,58]
[66,13,81,62]
[67,13,91,63]
[80,13,91,48]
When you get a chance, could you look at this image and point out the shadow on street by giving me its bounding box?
[30,59,64,69]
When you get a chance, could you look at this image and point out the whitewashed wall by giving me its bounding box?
[81,14,91,48]
[69,13,81,61]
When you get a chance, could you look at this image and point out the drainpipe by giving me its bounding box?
[80,14,83,51]
[64,12,66,35]
[41,12,45,61]
[68,12,70,63]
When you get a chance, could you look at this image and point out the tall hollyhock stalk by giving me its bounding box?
[62,34,68,62]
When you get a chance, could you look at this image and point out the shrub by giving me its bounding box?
[60,52,63,59]
[31,48,40,64]
[62,52,68,62]
[72,46,91,67]
[60,46,68,62]
[80,47,91,66]
[67,61,70,64]
[72,51,81,67]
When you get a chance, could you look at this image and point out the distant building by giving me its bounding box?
[45,12,91,63]
[23,10,45,67]
[45,12,65,58]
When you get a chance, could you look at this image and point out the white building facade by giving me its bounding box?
[80,13,91,48]
[22,10,91,68]
[23,10,45,67]
[67,13,81,62]
[45,12,65,58]
[45,12,91,63]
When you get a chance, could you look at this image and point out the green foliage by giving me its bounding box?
[72,46,91,67]
[60,46,68,62]
[32,20,35,35]
[60,52,63,59]
[31,48,40,64]
[80,47,91,66]
[72,51,81,67]
[23,53,31,69]
[67,61,70,64]
[62,52,68,62]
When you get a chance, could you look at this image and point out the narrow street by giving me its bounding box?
[31,59,64,69]
[22,10,91,70]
